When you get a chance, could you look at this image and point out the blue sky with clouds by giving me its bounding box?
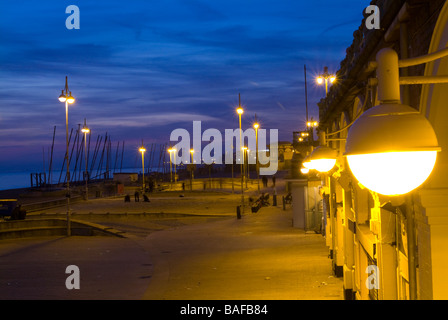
[0,0,369,176]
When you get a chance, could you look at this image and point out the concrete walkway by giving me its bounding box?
[0,198,343,300]
[139,205,342,300]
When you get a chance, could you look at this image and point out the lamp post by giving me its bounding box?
[306,120,319,144]
[317,66,336,95]
[246,148,250,188]
[253,122,260,192]
[58,76,75,236]
[139,142,146,193]
[81,119,90,200]
[190,149,194,190]
[168,148,174,189]
[237,94,244,213]
[172,148,177,184]
[242,146,249,189]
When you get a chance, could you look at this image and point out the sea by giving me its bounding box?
[0,167,160,191]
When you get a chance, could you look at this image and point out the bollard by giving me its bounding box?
[282,196,286,211]
[273,194,277,206]
[237,206,242,219]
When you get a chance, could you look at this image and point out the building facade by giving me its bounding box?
[316,0,448,299]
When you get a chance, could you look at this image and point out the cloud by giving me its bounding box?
[88,112,221,128]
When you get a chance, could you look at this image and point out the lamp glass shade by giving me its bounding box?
[344,103,441,196]
[301,167,310,175]
[311,159,337,173]
[67,95,75,104]
[58,93,66,102]
[309,146,337,173]
[303,161,312,169]
[347,151,437,196]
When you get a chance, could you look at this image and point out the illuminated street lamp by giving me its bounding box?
[168,148,174,187]
[81,119,90,200]
[344,48,441,196]
[190,149,195,187]
[59,76,75,236]
[302,156,312,170]
[170,148,177,184]
[307,121,319,128]
[317,66,336,95]
[309,146,338,173]
[242,146,249,188]
[301,167,310,175]
[253,122,260,192]
[237,94,244,213]
[139,142,146,192]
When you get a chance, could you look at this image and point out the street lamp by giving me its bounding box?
[344,48,441,196]
[307,121,319,128]
[168,148,174,188]
[139,142,146,192]
[309,146,338,173]
[253,122,260,192]
[237,94,244,213]
[81,119,90,200]
[242,146,249,188]
[58,76,75,236]
[190,149,194,188]
[317,66,336,95]
[171,148,177,184]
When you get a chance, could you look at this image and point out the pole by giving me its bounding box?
[64,77,71,236]
[304,65,309,123]
[84,123,88,200]
[174,152,177,183]
[255,126,260,193]
[190,151,194,190]
[169,151,173,188]
[141,141,145,193]
[239,93,244,213]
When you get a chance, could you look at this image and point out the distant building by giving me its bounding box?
[113,172,138,186]
[278,141,294,171]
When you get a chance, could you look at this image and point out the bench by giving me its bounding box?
[251,193,270,213]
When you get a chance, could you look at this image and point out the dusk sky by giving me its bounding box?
[0,1,369,178]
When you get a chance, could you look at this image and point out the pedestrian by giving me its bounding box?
[134,190,140,202]
[262,176,268,187]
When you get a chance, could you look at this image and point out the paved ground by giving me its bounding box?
[140,205,343,300]
[0,180,343,301]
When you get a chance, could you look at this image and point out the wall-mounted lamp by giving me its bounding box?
[344,48,442,196]
[309,146,338,173]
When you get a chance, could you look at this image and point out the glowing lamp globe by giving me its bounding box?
[302,156,312,170]
[309,146,337,173]
[58,90,66,102]
[344,103,441,196]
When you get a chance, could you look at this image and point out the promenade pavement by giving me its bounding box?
[0,182,343,300]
